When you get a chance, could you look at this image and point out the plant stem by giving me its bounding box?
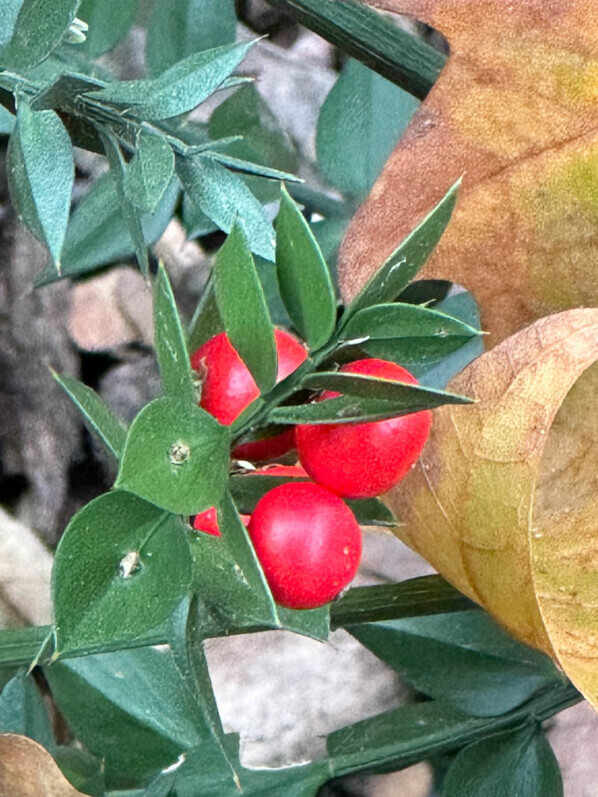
[327,682,581,778]
[0,576,471,668]
[263,0,446,99]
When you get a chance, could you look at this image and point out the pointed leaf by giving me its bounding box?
[208,83,298,178]
[154,264,195,405]
[53,372,127,460]
[443,726,563,797]
[0,673,55,752]
[349,611,561,717]
[214,224,277,392]
[302,371,472,406]
[99,128,148,276]
[342,302,481,345]
[38,173,179,284]
[275,186,336,350]
[269,392,468,425]
[177,154,276,261]
[187,275,223,352]
[146,0,236,76]
[75,0,139,57]
[340,180,460,325]
[116,396,230,515]
[45,648,215,787]
[88,40,255,120]
[7,102,73,268]
[398,288,486,388]
[0,0,80,71]
[52,491,192,653]
[217,491,278,624]
[125,130,174,214]
[0,105,15,134]
[317,59,418,198]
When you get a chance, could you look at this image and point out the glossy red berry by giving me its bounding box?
[295,359,432,499]
[248,482,362,609]
[191,329,307,461]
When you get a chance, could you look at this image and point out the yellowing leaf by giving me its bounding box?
[339,0,598,344]
[384,309,598,708]
[0,734,85,796]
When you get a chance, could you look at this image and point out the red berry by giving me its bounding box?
[248,482,362,609]
[295,359,432,499]
[191,329,307,461]
[192,507,249,537]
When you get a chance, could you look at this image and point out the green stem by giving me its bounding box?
[263,0,446,99]
[0,576,471,668]
[327,682,581,779]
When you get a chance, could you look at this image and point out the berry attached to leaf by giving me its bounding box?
[295,359,432,499]
[191,329,307,461]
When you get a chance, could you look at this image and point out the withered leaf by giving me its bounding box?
[339,0,597,345]
[384,309,598,709]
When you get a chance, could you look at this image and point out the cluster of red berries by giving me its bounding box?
[190,330,432,610]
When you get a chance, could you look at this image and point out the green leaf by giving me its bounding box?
[54,747,105,797]
[317,59,418,198]
[340,180,461,325]
[154,264,195,405]
[7,101,73,268]
[0,0,23,48]
[268,392,469,425]
[88,40,255,120]
[166,598,241,787]
[301,371,472,407]
[99,128,148,276]
[75,0,139,57]
[187,275,223,352]
[116,396,230,515]
[125,130,174,214]
[346,498,396,528]
[342,302,481,373]
[189,529,277,635]
[349,611,561,717]
[144,740,241,796]
[52,490,192,653]
[182,193,218,239]
[52,372,127,460]
[414,289,485,388]
[342,301,480,345]
[443,726,563,797]
[0,672,55,752]
[177,154,276,261]
[208,83,298,202]
[146,0,236,77]
[0,0,80,71]
[0,105,15,134]
[45,647,216,789]
[38,172,179,284]
[214,223,277,392]
[217,491,278,624]
[275,186,336,350]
